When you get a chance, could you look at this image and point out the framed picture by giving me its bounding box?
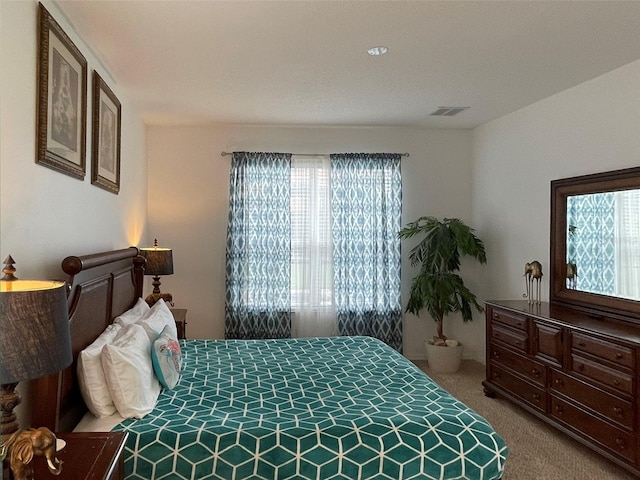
[91,71,121,194]
[36,3,87,179]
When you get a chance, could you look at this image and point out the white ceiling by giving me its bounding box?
[55,0,640,129]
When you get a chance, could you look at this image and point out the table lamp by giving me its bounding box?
[0,255,72,476]
[140,239,174,307]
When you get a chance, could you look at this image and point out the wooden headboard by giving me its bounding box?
[30,247,145,432]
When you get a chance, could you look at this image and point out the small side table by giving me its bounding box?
[170,308,188,339]
[32,431,128,480]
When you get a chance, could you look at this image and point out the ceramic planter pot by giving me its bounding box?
[425,341,463,373]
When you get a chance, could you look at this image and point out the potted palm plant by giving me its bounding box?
[399,217,487,373]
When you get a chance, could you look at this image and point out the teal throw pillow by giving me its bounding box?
[151,325,181,389]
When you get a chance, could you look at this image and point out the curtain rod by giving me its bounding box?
[220,151,409,158]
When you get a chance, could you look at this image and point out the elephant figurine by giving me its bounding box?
[566,262,578,289]
[523,260,543,304]
[5,427,63,479]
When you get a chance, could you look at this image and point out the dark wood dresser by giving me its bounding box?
[483,300,640,477]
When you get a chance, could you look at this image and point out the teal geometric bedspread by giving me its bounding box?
[113,336,507,479]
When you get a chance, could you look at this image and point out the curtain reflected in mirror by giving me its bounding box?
[566,189,640,300]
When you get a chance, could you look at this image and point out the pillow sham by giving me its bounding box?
[151,325,182,389]
[113,297,150,326]
[77,323,123,417]
[101,324,161,419]
[135,299,178,340]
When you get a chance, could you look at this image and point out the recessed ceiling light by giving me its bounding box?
[367,46,388,56]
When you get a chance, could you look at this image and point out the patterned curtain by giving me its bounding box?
[330,153,403,351]
[224,152,292,339]
[567,192,615,295]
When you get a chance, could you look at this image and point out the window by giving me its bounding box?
[290,156,333,309]
[225,151,403,350]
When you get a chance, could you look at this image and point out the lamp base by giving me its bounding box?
[144,292,174,308]
[2,383,20,479]
[145,275,174,307]
[1,383,20,439]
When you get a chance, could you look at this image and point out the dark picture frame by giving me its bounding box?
[36,3,87,179]
[91,71,121,194]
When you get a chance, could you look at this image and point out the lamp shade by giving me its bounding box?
[140,243,174,276]
[0,280,72,385]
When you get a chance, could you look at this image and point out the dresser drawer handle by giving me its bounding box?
[493,351,501,359]
[531,368,540,377]
[514,340,521,346]
[516,322,522,327]
[532,393,540,401]
[577,342,586,347]
[555,405,564,415]
[554,378,564,387]
[613,406,623,416]
[613,379,621,386]
[615,353,624,360]
[493,372,501,380]
[615,438,626,450]
[493,313,500,320]
[576,363,585,372]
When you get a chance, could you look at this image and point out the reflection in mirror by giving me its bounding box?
[566,189,640,300]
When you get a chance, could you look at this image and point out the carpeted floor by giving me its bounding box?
[413,360,635,480]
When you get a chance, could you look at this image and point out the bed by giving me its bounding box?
[31,248,508,480]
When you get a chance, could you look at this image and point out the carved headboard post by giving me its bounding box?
[133,253,145,298]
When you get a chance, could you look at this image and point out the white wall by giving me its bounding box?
[146,125,477,360]
[1,0,147,424]
[471,59,640,361]
[1,0,147,278]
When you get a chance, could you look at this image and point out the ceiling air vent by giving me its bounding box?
[430,107,470,116]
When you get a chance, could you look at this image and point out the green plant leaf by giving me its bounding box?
[399,216,486,340]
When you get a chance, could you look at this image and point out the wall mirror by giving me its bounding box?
[550,166,640,322]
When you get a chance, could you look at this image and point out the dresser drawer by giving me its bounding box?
[490,308,528,331]
[549,369,633,429]
[572,355,633,396]
[492,324,528,352]
[532,321,563,366]
[572,333,634,369]
[489,364,546,412]
[550,396,637,464]
[490,343,546,386]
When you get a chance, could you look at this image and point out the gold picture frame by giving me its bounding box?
[91,71,121,194]
[36,3,87,179]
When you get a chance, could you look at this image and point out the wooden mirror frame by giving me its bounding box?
[550,166,640,324]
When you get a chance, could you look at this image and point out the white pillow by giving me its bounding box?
[101,324,161,419]
[113,297,150,326]
[135,299,178,340]
[77,323,123,417]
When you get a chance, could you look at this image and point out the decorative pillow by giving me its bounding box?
[135,299,178,340]
[113,297,150,326]
[151,325,182,389]
[77,323,123,417]
[101,324,161,419]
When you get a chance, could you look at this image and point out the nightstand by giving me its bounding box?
[170,308,187,339]
[32,431,128,480]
